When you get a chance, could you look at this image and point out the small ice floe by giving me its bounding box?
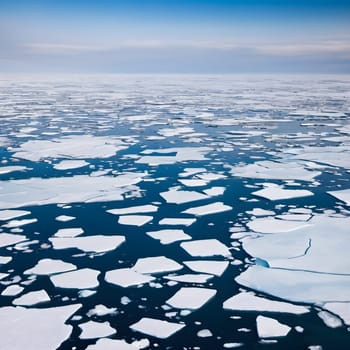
[196,172,226,181]
[146,229,191,244]
[118,215,153,226]
[246,208,275,217]
[53,228,84,237]
[107,204,158,215]
[160,189,209,204]
[130,317,185,339]
[86,338,139,350]
[223,343,244,348]
[166,287,216,310]
[247,216,310,233]
[159,218,196,226]
[133,256,182,274]
[183,260,229,277]
[182,202,232,216]
[0,233,27,248]
[164,274,213,284]
[275,213,312,221]
[0,166,28,175]
[50,268,100,289]
[24,258,77,275]
[256,315,291,338]
[1,284,24,296]
[53,160,89,170]
[179,168,207,177]
[197,329,213,337]
[79,320,115,339]
[323,302,350,326]
[203,186,226,196]
[317,311,342,328]
[0,210,31,221]
[252,183,313,201]
[87,304,117,317]
[181,239,231,257]
[49,235,125,253]
[105,268,155,288]
[0,304,81,350]
[327,188,350,206]
[55,215,75,222]
[223,292,309,314]
[2,218,37,228]
[179,179,208,187]
[13,290,50,306]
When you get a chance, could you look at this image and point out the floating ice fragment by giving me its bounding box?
[0,304,81,350]
[203,187,225,196]
[197,329,213,337]
[130,317,185,339]
[159,218,196,226]
[55,215,75,222]
[1,284,24,296]
[79,321,115,339]
[323,302,350,326]
[252,183,313,201]
[146,229,191,244]
[24,258,77,275]
[182,202,232,216]
[327,189,350,206]
[164,274,213,283]
[87,304,117,317]
[54,160,89,170]
[118,215,153,226]
[247,217,310,233]
[0,166,28,175]
[181,239,231,257]
[317,311,342,328]
[223,292,308,314]
[3,218,37,228]
[183,260,229,277]
[0,210,31,221]
[86,338,139,350]
[160,189,209,204]
[0,233,27,248]
[50,268,100,289]
[133,256,182,274]
[105,268,155,288]
[256,315,291,338]
[179,179,208,187]
[166,287,216,310]
[13,290,50,306]
[107,204,158,215]
[246,208,275,217]
[53,228,84,237]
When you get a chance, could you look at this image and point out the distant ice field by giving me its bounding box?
[0,75,349,349]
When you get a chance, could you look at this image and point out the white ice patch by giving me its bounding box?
[0,209,31,221]
[79,321,115,339]
[53,160,89,170]
[146,229,191,244]
[160,189,209,204]
[246,208,276,217]
[182,202,232,216]
[86,338,138,350]
[159,218,196,226]
[53,228,84,237]
[105,268,155,288]
[24,258,77,275]
[252,183,313,201]
[55,215,75,222]
[1,284,24,296]
[323,302,350,326]
[183,260,229,277]
[0,173,144,209]
[50,235,125,253]
[223,292,308,314]
[256,315,291,338]
[327,189,350,206]
[107,204,158,215]
[197,329,213,337]
[50,268,100,289]
[2,218,37,228]
[164,273,213,283]
[0,304,81,350]
[179,179,208,187]
[13,290,50,306]
[166,287,216,310]
[203,186,226,196]
[247,217,310,234]
[0,256,12,264]
[118,215,153,226]
[181,239,231,257]
[317,311,342,328]
[13,135,128,161]
[0,233,27,248]
[0,166,28,175]
[87,304,117,317]
[130,317,185,339]
[133,256,182,274]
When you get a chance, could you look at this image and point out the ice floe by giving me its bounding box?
[50,268,100,289]
[164,273,213,283]
[50,235,125,253]
[182,202,232,216]
[130,317,185,338]
[55,215,76,222]
[181,239,231,257]
[247,216,310,233]
[0,233,27,248]
[24,258,77,275]
[79,320,115,339]
[183,260,229,277]
[252,183,313,201]
[0,304,81,350]
[256,315,291,338]
[1,284,24,296]
[327,189,350,206]
[223,292,308,314]
[166,287,216,310]
[160,189,209,204]
[13,290,50,306]
[159,218,196,226]
[0,166,28,175]
[53,160,89,170]
[86,338,139,350]
[133,256,182,274]
[105,268,155,288]
[146,229,191,244]
[118,215,153,226]
[107,204,158,215]
[0,209,31,221]
[53,227,84,237]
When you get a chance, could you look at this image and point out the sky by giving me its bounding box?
[1,0,350,74]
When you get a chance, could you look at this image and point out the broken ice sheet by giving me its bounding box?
[182,202,232,216]
[79,320,115,339]
[0,166,28,175]
[164,273,213,284]
[183,260,229,277]
[0,209,31,221]
[130,317,185,339]
[107,204,158,215]
[105,268,155,288]
[0,304,81,350]
[24,258,77,275]
[0,233,27,248]
[252,183,313,201]
[133,256,183,274]
[327,188,350,206]
[118,215,153,226]
[86,338,139,350]
[146,229,191,244]
[181,239,231,257]
[159,218,196,226]
[53,160,89,170]
[53,227,84,237]
[50,268,100,289]
[55,215,75,222]
[13,290,50,306]
[160,189,209,204]
[256,315,291,338]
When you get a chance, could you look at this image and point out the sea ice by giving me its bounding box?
[256,315,291,338]
[181,239,231,257]
[3,218,37,228]
[13,290,50,306]
[107,204,158,215]
[0,233,27,248]
[105,268,155,288]
[50,268,100,289]
[164,274,213,283]
[118,215,153,226]
[0,166,28,175]
[55,215,75,222]
[323,302,350,326]
[146,229,191,244]
[130,317,185,339]
[54,160,89,170]
[86,338,139,350]
[252,183,313,201]
[1,284,24,296]
[183,260,229,276]
[327,189,350,206]
[79,321,115,339]
[0,304,81,350]
[133,256,183,274]
[53,228,84,237]
[24,258,77,275]
[166,287,216,310]
[223,292,309,314]
[160,189,209,204]
[247,217,310,233]
[0,210,31,221]
[159,218,196,226]
[182,202,232,216]
[50,235,125,253]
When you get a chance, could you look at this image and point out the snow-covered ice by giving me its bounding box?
[181,239,231,257]
[146,229,191,244]
[105,268,155,288]
[50,268,100,289]
[256,315,291,338]
[182,202,232,216]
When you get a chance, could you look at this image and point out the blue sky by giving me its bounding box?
[1,0,349,73]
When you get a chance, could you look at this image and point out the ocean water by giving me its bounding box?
[0,75,349,349]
